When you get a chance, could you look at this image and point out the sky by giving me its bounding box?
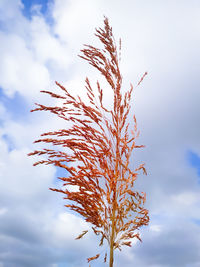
[0,0,200,266]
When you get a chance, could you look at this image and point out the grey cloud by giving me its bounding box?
[114,221,200,267]
[136,222,200,267]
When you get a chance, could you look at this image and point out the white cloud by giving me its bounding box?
[150,224,162,233]
[0,31,50,99]
[52,0,102,46]
[0,208,7,216]
[0,145,55,200]
[0,0,71,101]
[29,15,70,68]
[48,212,89,246]
[0,0,23,22]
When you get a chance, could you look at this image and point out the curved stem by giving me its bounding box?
[109,201,116,267]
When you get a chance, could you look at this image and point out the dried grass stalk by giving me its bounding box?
[28,16,149,267]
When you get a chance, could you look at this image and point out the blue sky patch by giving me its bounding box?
[187,150,200,181]
[2,134,15,152]
[192,218,200,226]
[0,87,30,122]
[54,166,69,185]
[22,0,50,19]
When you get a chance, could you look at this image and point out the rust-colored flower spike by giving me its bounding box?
[28,16,149,267]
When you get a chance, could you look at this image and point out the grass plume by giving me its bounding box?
[28,17,149,267]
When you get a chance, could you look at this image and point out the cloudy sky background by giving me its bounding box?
[0,0,200,266]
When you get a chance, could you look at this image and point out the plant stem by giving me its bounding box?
[109,202,116,267]
[109,91,121,267]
